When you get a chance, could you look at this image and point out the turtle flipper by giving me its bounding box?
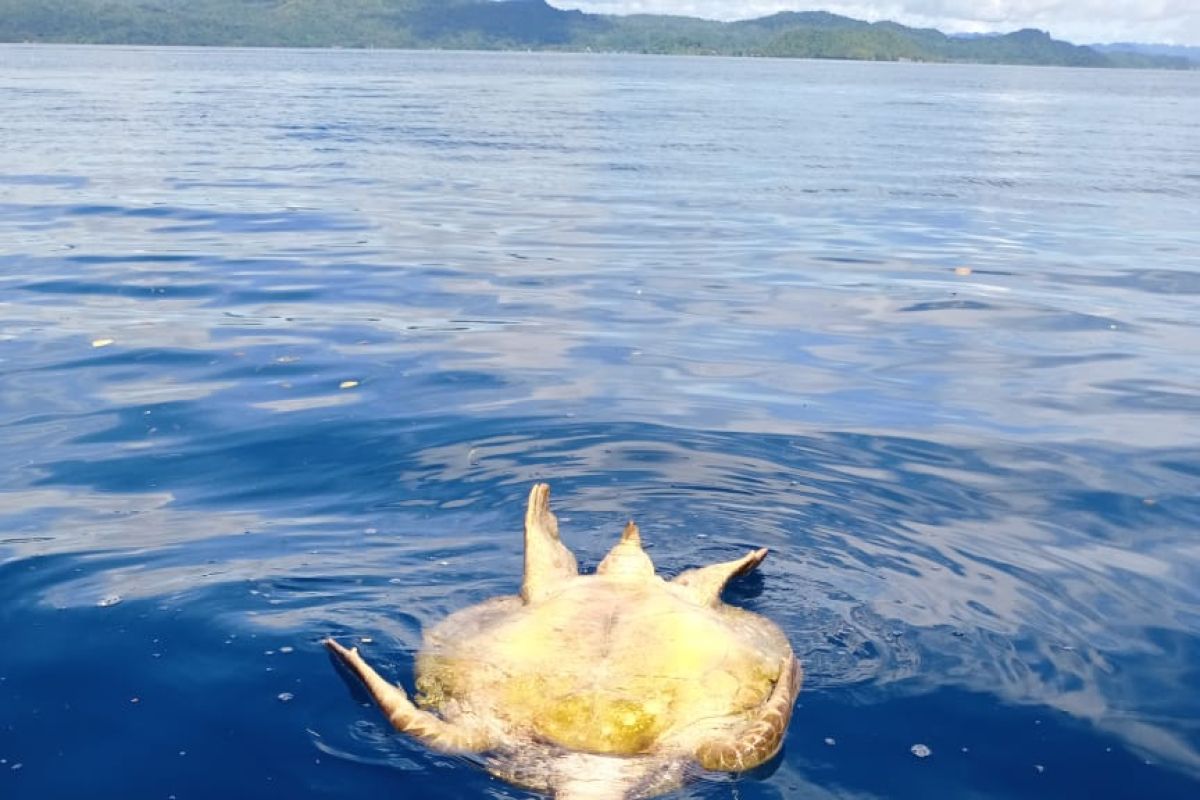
[694,654,802,772]
[325,638,493,753]
[671,548,768,606]
[521,483,578,603]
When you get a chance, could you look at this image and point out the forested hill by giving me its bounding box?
[0,0,1191,69]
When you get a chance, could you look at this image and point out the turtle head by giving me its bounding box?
[596,521,656,581]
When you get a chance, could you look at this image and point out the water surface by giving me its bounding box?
[1,46,1198,799]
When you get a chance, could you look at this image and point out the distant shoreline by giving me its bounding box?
[2,40,1197,73]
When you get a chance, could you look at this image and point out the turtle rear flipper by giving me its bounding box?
[521,483,579,603]
[694,654,802,772]
[325,638,494,753]
[671,548,768,606]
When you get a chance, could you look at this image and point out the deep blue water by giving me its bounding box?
[1,45,1199,799]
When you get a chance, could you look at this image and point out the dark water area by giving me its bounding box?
[1,45,1198,798]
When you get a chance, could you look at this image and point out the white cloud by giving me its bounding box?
[549,1,1200,45]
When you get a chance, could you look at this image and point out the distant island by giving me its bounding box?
[0,0,1194,69]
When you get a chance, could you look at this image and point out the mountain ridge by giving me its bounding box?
[0,0,1192,69]
[1091,41,1200,64]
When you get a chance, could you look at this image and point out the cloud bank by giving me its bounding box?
[549,2,1200,45]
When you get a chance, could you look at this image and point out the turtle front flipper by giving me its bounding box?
[521,483,579,603]
[671,548,768,606]
[693,654,802,773]
[325,638,494,753]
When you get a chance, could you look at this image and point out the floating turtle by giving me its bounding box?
[326,483,801,799]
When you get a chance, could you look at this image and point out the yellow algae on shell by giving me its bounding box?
[415,578,781,755]
[537,692,664,755]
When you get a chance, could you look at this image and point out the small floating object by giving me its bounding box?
[824,737,837,746]
[338,380,359,390]
[277,692,295,703]
[91,337,115,348]
[911,743,932,758]
[953,266,972,276]
[97,594,122,607]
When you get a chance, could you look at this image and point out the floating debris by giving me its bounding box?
[97,594,122,608]
[91,337,115,348]
[1035,764,1045,773]
[339,380,359,390]
[277,692,294,703]
[953,266,972,276]
[911,743,932,758]
[824,737,836,746]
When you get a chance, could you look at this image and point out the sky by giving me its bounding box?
[548,1,1200,46]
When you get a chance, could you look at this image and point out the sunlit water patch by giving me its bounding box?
[1,46,1198,799]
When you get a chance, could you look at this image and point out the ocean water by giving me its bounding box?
[1,45,1198,799]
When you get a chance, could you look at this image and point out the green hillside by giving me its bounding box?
[0,0,1191,69]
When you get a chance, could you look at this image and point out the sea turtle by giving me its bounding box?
[326,483,801,799]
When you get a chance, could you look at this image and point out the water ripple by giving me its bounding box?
[1,46,1198,798]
